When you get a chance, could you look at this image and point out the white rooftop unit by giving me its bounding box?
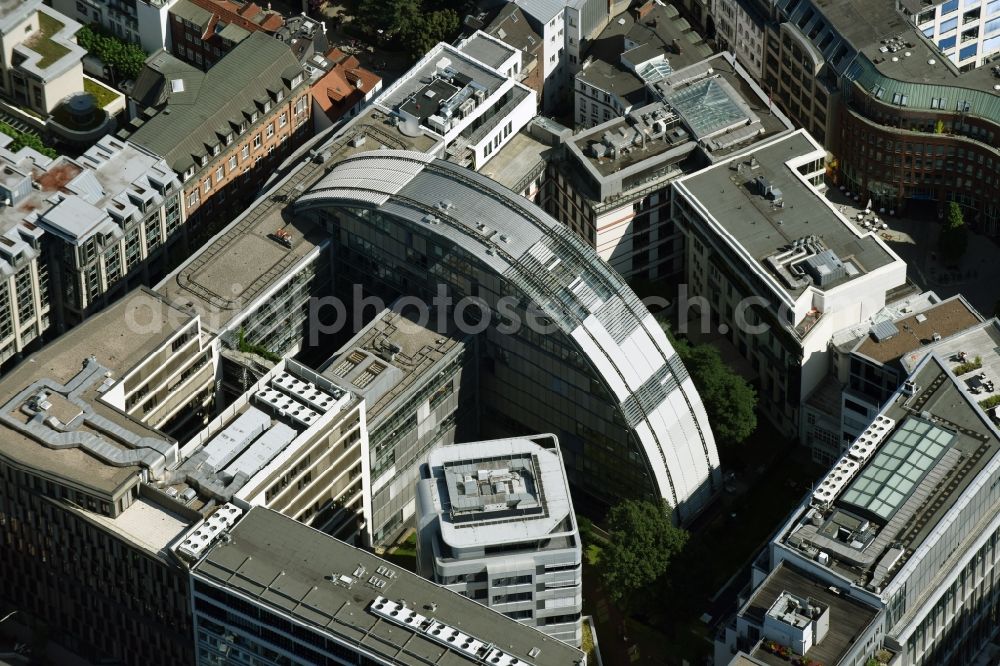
[847,415,896,464]
[223,422,298,480]
[203,408,271,470]
[812,454,863,505]
[270,372,343,414]
[369,596,532,665]
[176,503,243,561]
[255,388,321,427]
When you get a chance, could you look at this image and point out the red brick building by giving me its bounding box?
[168,0,284,70]
[126,33,311,243]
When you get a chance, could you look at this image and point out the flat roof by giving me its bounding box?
[378,44,507,114]
[82,497,192,558]
[569,54,792,188]
[678,131,897,298]
[787,355,1000,587]
[0,288,189,496]
[480,130,551,190]
[899,318,1000,377]
[780,0,1000,126]
[853,296,983,365]
[743,562,880,666]
[425,437,575,548]
[320,308,463,424]
[459,33,515,70]
[156,109,438,335]
[194,507,584,665]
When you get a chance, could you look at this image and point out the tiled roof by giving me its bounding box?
[126,32,304,173]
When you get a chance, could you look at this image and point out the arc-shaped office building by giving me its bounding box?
[295,150,720,521]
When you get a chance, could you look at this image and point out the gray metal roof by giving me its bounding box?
[193,507,585,665]
[168,0,214,30]
[295,151,721,519]
[513,0,565,24]
[458,33,515,70]
[677,131,898,299]
[126,33,304,173]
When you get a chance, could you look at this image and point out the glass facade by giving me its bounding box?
[317,204,661,508]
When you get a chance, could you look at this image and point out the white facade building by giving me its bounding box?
[672,130,907,437]
[52,0,177,53]
[376,35,537,171]
[416,435,583,647]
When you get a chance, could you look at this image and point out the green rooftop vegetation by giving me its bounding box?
[24,13,70,69]
[83,78,119,109]
[0,122,57,158]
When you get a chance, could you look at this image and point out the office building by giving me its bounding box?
[124,32,311,242]
[546,51,791,280]
[902,0,1000,70]
[294,149,721,528]
[375,34,537,171]
[416,435,583,647]
[318,308,477,546]
[0,133,183,360]
[756,0,1000,234]
[52,0,177,53]
[0,0,86,117]
[800,293,984,464]
[709,0,770,80]
[672,130,907,437]
[0,289,211,666]
[726,350,1000,665]
[574,0,712,128]
[189,506,587,665]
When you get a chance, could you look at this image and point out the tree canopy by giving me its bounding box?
[355,0,460,60]
[938,201,969,265]
[672,335,757,447]
[76,25,147,80]
[0,123,56,158]
[600,499,688,611]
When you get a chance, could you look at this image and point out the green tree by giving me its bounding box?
[405,9,460,58]
[672,335,757,446]
[77,24,148,80]
[0,123,57,158]
[600,499,688,611]
[938,201,969,264]
[934,119,945,134]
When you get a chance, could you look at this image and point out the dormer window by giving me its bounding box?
[291,74,303,87]
[225,132,234,145]
[212,144,221,156]
[276,90,284,102]
[200,155,209,167]
[264,100,272,113]
[251,111,259,122]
